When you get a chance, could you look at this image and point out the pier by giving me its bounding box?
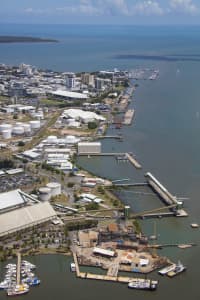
[16,252,21,285]
[72,252,154,284]
[145,172,188,217]
[79,152,142,169]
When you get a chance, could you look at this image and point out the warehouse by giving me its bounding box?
[0,202,57,237]
[49,90,88,100]
[0,189,37,213]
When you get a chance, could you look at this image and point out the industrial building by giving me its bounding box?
[0,189,58,237]
[78,142,101,155]
[49,90,88,100]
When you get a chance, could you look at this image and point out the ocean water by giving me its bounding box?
[0,24,200,298]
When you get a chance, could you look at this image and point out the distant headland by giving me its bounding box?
[0,36,58,43]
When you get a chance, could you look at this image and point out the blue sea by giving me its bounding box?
[0,24,200,71]
[0,24,200,299]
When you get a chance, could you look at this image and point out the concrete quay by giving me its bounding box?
[123,109,135,125]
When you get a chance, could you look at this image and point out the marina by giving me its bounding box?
[0,253,40,296]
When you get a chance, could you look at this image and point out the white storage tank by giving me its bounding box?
[0,124,12,132]
[15,122,23,126]
[46,182,61,197]
[23,123,31,133]
[30,120,41,129]
[2,130,12,139]
[12,126,24,135]
[39,187,52,201]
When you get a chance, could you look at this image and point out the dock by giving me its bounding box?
[78,152,142,169]
[125,153,142,169]
[72,252,154,284]
[16,252,21,285]
[123,109,135,125]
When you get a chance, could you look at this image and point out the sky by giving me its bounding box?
[1,0,200,25]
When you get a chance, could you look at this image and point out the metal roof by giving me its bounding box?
[0,189,27,211]
[50,90,88,99]
[0,202,57,236]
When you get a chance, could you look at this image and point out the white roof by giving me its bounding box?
[93,247,115,257]
[0,202,57,237]
[50,90,88,99]
[23,150,40,159]
[62,109,106,121]
[0,189,27,211]
[6,168,24,175]
[80,193,97,200]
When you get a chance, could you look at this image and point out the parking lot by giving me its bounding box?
[0,172,39,192]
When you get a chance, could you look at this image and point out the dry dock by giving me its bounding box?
[123,109,135,125]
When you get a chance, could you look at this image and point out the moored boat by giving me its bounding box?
[167,261,186,277]
[158,264,176,275]
[7,284,29,296]
[70,262,76,272]
[128,279,158,290]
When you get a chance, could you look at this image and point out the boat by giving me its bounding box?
[0,280,9,290]
[167,261,186,277]
[158,264,176,275]
[128,279,158,290]
[7,284,29,296]
[70,262,76,272]
[190,223,199,228]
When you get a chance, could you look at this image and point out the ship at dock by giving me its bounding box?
[167,261,186,277]
[128,279,158,291]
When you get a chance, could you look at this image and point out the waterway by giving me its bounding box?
[0,24,200,298]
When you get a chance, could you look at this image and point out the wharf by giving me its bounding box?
[97,135,123,141]
[125,153,142,169]
[72,252,152,284]
[78,152,142,169]
[145,172,188,217]
[123,109,135,125]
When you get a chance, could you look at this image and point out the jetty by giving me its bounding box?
[145,172,188,217]
[72,252,155,284]
[78,152,142,169]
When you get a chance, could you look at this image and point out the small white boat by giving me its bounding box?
[190,223,199,228]
[158,264,176,275]
[167,261,186,277]
[70,262,76,272]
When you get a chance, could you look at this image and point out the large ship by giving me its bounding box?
[128,279,158,291]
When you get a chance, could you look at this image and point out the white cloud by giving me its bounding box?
[169,0,199,14]
[24,0,200,18]
[131,1,164,16]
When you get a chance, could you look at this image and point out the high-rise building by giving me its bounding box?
[81,73,94,86]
